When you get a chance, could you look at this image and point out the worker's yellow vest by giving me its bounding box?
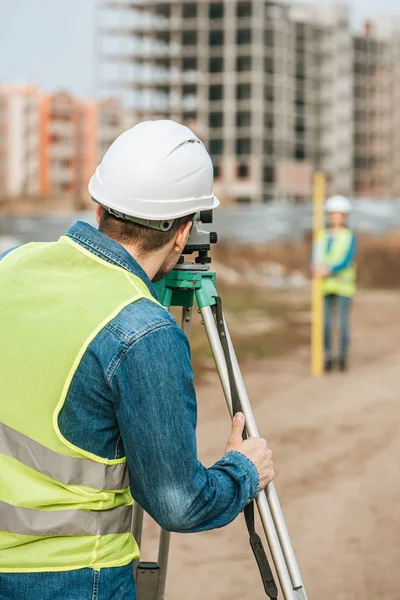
[319,228,356,298]
[0,236,159,572]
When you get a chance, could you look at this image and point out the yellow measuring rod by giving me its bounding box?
[311,172,325,377]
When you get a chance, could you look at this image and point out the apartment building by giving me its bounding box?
[0,85,41,197]
[98,98,131,160]
[0,87,128,199]
[97,0,354,203]
[39,92,97,197]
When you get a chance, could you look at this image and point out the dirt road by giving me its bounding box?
[139,290,400,599]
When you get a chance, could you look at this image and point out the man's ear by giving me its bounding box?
[95,204,102,225]
[174,221,193,253]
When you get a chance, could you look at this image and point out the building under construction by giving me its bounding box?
[98,2,400,203]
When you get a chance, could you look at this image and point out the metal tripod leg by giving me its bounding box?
[200,305,308,600]
[133,307,193,600]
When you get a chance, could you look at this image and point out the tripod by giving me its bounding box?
[132,260,308,600]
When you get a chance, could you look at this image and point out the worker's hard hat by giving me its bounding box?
[89,120,219,225]
[325,195,351,214]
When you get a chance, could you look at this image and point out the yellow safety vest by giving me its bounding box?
[319,228,356,298]
[0,236,159,572]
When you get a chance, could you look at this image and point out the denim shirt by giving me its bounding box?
[0,221,259,600]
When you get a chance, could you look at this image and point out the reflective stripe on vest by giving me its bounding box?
[0,422,129,491]
[0,501,133,537]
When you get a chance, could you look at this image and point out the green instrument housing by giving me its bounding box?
[154,269,217,309]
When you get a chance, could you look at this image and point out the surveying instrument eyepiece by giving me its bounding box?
[180,209,218,267]
[132,214,308,600]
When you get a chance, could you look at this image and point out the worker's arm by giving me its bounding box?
[110,322,260,533]
[330,233,357,274]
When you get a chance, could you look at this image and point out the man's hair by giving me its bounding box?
[98,208,195,254]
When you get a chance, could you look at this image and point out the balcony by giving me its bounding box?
[51,166,74,184]
[50,121,73,137]
[50,145,74,160]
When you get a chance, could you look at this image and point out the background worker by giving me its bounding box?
[313,195,357,372]
[0,120,274,600]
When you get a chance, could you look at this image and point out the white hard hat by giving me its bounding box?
[89,120,219,226]
[325,195,351,214]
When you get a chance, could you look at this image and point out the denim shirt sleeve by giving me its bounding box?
[330,233,357,274]
[110,321,260,533]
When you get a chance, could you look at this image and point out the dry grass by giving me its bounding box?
[173,286,310,380]
[186,230,400,377]
[212,231,400,289]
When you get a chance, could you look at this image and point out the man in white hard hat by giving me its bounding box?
[0,120,274,600]
[313,195,357,372]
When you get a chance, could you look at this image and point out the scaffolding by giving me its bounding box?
[95,1,399,202]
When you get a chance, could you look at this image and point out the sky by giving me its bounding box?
[0,0,400,98]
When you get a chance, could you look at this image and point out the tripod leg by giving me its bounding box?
[156,529,171,600]
[224,322,308,600]
[200,306,305,600]
[132,504,145,577]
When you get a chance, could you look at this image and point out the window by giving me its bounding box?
[295,23,305,40]
[236,138,251,155]
[182,31,197,45]
[354,37,368,52]
[354,157,369,169]
[209,112,224,128]
[236,56,252,72]
[182,57,197,71]
[264,58,274,73]
[263,166,275,183]
[209,30,224,45]
[183,85,196,96]
[209,139,224,155]
[264,113,274,129]
[295,118,305,133]
[237,29,252,45]
[264,86,274,101]
[237,2,252,17]
[236,111,251,127]
[156,30,170,44]
[214,164,221,178]
[182,3,197,18]
[237,84,251,100]
[264,30,274,46]
[209,57,224,73]
[355,85,366,98]
[183,112,197,123]
[355,133,367,146]
[238,164,249,178]
[294,145,305,160]
[155,4,170,17]
[355,109,367,122]
[210,3,224,19]
[264,139,274,155]
[209,85,224,101]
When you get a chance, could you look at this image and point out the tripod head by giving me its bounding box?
[178,210,218,269]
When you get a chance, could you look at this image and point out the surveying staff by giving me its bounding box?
[313,195,357,372]
[0,121,274,600]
